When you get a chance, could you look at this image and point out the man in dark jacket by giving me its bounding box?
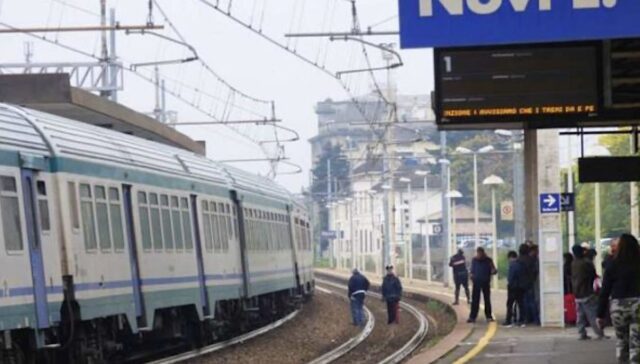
[382,265,403,324]
[571,244,606,340]
[518,244,538,324]
[468,247,497,323]
[449,249,470,305]
[348,268,370,326]
[504,251,526,327]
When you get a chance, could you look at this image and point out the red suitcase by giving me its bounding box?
[564,294,577,325]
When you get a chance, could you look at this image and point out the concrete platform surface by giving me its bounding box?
[470,325,615,364]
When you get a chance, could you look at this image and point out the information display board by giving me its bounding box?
[434,43,606,127]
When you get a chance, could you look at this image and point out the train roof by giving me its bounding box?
[0,103,294,205]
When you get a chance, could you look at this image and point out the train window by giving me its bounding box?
[211,214,222,251]
[138,192,152,250]
[68,182,80,230]
[171,197,183,251]
[80,184,97,250]
[181,198,193,250]
[149,193,163,250]
[160,195,174,251]
[0,176,23,251]
[36,181,50,232]
[202,203,213,252]
[109,188,125,251]
[95,186,111,251]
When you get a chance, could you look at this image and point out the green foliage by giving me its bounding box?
[573,134,634,243]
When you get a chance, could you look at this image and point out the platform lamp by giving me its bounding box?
[415,170,431,283]
[445,189,463,287]
[483,174,505,289]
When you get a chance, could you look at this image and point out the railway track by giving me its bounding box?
[314,279,429,364]
[308,286,375,364]
[148,309,299,364]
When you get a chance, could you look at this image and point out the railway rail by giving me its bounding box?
[307,286,375,364]
[149,309,299,364]
[315,279,429,364]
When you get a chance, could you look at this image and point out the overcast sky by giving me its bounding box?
[0,0,434,192]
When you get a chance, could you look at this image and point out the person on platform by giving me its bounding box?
[572,244,607,340]
[449,249,470,305]
[503,250,526,327]
[347,268,370,326]
[597,234,640,363]
[518,244,536,324]
[381,265,403,324]
[467,247,497,323]
[564,252,574,294]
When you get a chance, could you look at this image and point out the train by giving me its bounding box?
[0,103,314,363]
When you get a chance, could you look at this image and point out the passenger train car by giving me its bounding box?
[0,103,314,363]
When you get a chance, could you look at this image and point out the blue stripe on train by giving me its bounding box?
[1,268,303,298]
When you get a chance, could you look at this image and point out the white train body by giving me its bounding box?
[0,104,314,361]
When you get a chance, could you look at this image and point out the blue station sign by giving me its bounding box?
[399,0,640,48]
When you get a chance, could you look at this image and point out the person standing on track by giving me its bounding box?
[597,234,640,363]
[449,249,470,305]
[348,268,370,327]
[467,247,497,324]
[382,265,403,325]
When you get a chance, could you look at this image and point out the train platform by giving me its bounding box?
[315,268,616,363]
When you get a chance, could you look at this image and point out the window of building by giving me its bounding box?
[0,176,23,251]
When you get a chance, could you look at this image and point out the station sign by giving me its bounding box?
[560,193,575,212]
[539,193,561,214]
[399,0,640,49]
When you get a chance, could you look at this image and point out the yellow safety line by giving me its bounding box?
[452,321,497,364]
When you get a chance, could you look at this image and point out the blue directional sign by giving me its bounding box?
[321,230,337,239]
[561,193,575,212]
[399,0,640,48]
[540,193,561,214]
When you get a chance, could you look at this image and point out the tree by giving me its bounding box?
[573,134,633,243]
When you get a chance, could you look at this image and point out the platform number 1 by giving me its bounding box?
[443,56,452,73]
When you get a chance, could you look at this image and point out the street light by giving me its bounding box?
[483,174,505,289]
[588,145,611,274]
[399,177,412,279]
[415,170,431,282]
[455,145,494,251]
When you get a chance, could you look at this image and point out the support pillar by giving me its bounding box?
[525,129,564,327]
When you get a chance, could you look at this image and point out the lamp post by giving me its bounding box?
[455,145,495,251]
[446,190,463,287]
[588,145,611,274]
[483,175,505,289]
[400,177,412,279]
[415,170,431,282]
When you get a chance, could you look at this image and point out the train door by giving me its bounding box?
[122,185,145,329]
[20,169,49,330]
[191,195,210,317]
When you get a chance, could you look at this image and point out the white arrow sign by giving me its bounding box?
[543,194,556,208]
